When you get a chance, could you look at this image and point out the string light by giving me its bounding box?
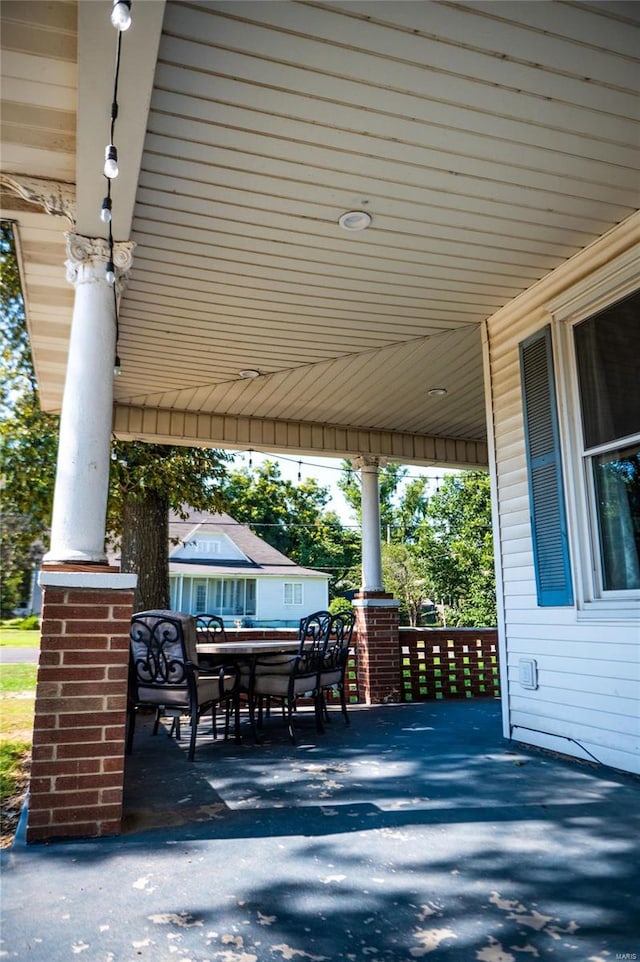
[103,144,119,179]
[110,0,132,31]
[235,450,487,491]
[100,7,131,374]
[100,196,112,223]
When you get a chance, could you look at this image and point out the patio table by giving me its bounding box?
[196,639,300,657]
[196,638,302,739]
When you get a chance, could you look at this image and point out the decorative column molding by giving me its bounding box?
[65,232,135,294]
[43,233,134,564]
[0,173,76,224]
[352,456,385,592]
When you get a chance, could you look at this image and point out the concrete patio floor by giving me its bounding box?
[2,699,639,961]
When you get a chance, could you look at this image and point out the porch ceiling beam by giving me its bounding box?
[112,404,488,469]
[75,0,166,239]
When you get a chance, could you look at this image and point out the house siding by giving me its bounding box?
[256,577,328,624]
[485,214,640,776]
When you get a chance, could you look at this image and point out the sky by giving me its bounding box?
[227,449,460,526]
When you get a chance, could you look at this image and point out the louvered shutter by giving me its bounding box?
[520,327,574,606]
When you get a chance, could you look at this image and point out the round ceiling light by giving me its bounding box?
[239,369,260,379]
[338,210,372,231]
[428,387,448,397]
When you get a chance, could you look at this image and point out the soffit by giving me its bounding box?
[3,1,640,461]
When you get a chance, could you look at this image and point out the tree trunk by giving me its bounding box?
[120,490,169,612]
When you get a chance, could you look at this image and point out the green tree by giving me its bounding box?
[109,442,231,611]
[222,461,360,598]
[1,221,59,616]
[337,460,408,535]
[419,472,495,626]
[381,541,427,626]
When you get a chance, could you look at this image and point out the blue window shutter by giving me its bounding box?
[520,327,574,606]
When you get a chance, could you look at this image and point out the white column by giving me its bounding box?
[354,456,384,591]
[44,234,134,563]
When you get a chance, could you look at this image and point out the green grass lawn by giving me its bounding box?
[0,629,40,648]
[0,663,37,816]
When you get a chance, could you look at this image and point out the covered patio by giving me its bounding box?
[1,0,638,844]
[3,699,639,960]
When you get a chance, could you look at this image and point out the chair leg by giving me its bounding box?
[125,705,136,754]
[188,711,198,762]
[339,685,350,725]
[314,694,325,735]
[286,699,297,744]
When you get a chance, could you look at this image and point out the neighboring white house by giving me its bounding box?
[168,511,329,627]
[486,227,640,777]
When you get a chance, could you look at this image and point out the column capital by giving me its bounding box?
[351,455,388,470]
[65,232,135,290]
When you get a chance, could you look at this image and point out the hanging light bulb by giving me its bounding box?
[104,144,119,178]
[106,260,116,285]
[110,0,132,31]
[100,196,112,223]
[113,355,123,376]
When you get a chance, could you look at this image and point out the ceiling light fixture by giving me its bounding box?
[338,210,372,231]
[239,369,260,379]
[428,387,448,397]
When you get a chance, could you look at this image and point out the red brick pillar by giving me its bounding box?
[353,591,401,704]
[26,567,136,843]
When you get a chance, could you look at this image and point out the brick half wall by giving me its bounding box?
[400,627,500,701]
[27,570,136,843]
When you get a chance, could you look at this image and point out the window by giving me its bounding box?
[573,290,640,592]
[284,582,303,606]
[194,580,208,614]
[172,577,257,616]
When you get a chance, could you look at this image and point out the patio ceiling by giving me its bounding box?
[2,1,639,467]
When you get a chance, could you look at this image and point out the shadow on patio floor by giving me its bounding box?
[3,700,639,962]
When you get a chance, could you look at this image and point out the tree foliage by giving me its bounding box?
[417,472,495,626]
[221,461,361,598]
[1,221,59,615]
[337,464,495,626]
[109,442,231,610]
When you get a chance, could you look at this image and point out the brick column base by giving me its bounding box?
[26,567,136,843]
[353,592,401,704]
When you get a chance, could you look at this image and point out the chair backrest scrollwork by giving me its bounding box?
[130,610,198,699]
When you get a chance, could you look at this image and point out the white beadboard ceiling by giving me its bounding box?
[2,0,639,465]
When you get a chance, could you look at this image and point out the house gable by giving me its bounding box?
[171,527,251,565]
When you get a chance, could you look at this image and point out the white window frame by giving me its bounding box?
[283,582,303,606]
[549,243,640,620]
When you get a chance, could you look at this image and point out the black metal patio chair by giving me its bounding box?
[249,610,332,743]
[126,609,239,762]
[316,610,356,728]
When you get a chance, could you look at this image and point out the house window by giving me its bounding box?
[194,581,208,613]
[573,290,640,592]
[173,577,257,617]
[284,582,303,606]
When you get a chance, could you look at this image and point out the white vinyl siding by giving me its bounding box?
[485,224,640,776]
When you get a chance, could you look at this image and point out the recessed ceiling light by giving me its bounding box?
[239,369,260,379]
[428,387,448,397]
[339,210,372,231]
